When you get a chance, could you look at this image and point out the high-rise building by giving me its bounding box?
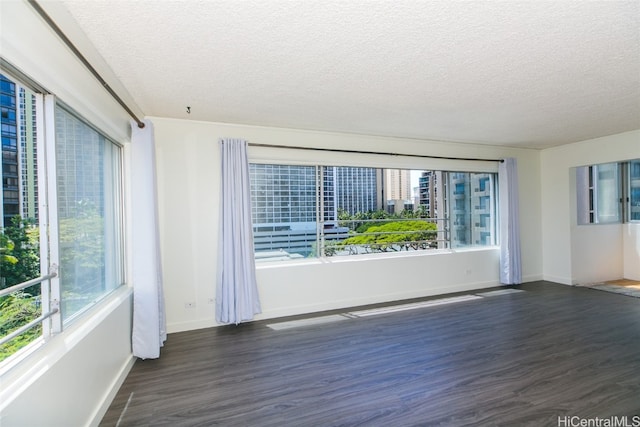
[1,73,39,227]
[250,164,317,228]
[249,164,380,258]
[19,86,38,222]
[445,172,495,247]
[419,171,440,218]
[55,106,105,218]
[1,74,17,227]
[1,74,21,227]
[384,169,411,202]
[333,166,382,215]
[322,166,336,221]
[249,164,318,258]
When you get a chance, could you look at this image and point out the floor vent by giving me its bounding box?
[476,288,525,297]
[266,288,526,330]
[267,314,349,330]
[347,295,483,318]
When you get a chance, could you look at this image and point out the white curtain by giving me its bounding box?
[498,157,522,284]
[217,138,262,324]
[130,120,166,359]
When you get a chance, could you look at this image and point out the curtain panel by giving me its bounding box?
[498,157,522,285]
[131,119,167,359]
[217,138,262,324]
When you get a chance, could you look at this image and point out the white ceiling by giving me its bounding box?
[56,0,640,149]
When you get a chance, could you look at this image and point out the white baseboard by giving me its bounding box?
[542,275,572,285]
[167,318,220,334]
[167,280,502,334]
[522,274,543,283]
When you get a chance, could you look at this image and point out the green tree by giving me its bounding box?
[0,217,41,363]
[414,204,430,218]
[340,220,438,253]
[0,291,41,362]
[0,216,40,291]
[1,233,18,266]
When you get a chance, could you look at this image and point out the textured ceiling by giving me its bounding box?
[56,0,640,149]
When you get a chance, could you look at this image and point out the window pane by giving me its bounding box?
[249,163,498,261]
[630,160,640,221]
[250,164,317,261]
[55,105,124,321]
[446,172,496,248]
[594,163,620,224]
[0,75,42,362]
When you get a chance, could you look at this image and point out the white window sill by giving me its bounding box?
[256,246,500,269]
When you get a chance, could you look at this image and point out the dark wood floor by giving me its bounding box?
[100,281,640,426]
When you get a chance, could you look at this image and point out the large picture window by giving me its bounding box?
[55,105,124,322]
[250,164,497,262]
[0,70,125,363]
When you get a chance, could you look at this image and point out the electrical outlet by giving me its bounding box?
[185,302,196,309]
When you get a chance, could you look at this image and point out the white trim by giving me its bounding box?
[166,278,501,333]
[43,94,62,335]
[543,275,572,285]
[522,274,543,283]
[255,246,499,270]
[35,92,52,337]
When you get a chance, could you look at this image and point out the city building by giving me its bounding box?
[418,171,440,218]
[249,164,380,257]
[333,166,383,215]
[249,163,318,257]
[1,74,20,227]
[54,107,106,219]
[384,168,411,202]
[18,86,38,223]
[0,74,38,227]
[445,172,496,247]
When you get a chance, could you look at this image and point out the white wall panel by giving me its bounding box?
[0,290,134,427]
[150,117,543,333]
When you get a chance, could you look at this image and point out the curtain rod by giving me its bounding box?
[249,143,504,163]
[28,0,146,129]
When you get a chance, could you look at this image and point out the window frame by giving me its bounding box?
[624,160,640,223]
[51,100,126,325]
[0,70,127,365]
[576,160,639,226]
[249,160,499,263]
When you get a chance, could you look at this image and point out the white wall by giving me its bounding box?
[570,224,624,284]
[0,289,134,427]
[541,130,640,284]
[624,223,640,280]
[1,3,136,425]
[151,117,543,333]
